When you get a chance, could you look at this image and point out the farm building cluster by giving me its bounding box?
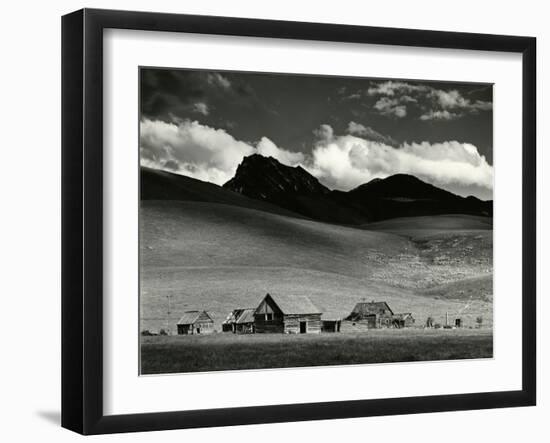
[175,293,416,335]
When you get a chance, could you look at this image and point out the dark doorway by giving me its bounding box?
[300,321,307,333]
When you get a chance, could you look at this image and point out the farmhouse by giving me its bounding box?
[254,293,322,334]
[176,310,214,335]
[344,301,415,329]
[222,308,256,334]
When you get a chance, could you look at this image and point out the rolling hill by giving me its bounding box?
[140,200,493,334]
[141,166,303,219]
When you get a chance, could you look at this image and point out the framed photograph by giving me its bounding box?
[62,8,536,435]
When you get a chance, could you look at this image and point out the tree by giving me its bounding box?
[426,316,434,328]
[476,316,483,328]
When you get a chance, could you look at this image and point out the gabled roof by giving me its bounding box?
[235,308,256,324]
[258,293,321,315]
[177,310,213,325]
[321,311,343,321]
[392,312,414,320]
[223,308,255,325]
[351,301,394,315]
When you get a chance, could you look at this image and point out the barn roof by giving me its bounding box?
[177,310,212,325]
[321,312,343,321]
[223,309,240,325]
[351,301,394,315]
[223,308,256,325]
[235,308,255,324]
[263,293,321,315]
[392,312,414,319]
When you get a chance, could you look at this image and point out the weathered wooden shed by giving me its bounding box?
[345,301,395,329]
[344,301,415,329]
[176,310,214,335]
[254,293,321,334]
[391,313,415,328]
[222,308,256,334]
[321,313,342,332]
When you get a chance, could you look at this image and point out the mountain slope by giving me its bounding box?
[222,154,368,224]
[223,155,492,222]
[335,173,493,221]
[140,166,303,218]
[223,154,330,198]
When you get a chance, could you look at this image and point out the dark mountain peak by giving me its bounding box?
[238,153,278,167]
[384,173,425,183]
[465,195,481,202]
[350,173,458,201]
[224,154,329,199]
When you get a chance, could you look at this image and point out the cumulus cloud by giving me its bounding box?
[206,73,232,90]
[309,124,493,192]
[419,110,460,121]
[257,137,305,165]
[191,102,209,115]
[374,97,407,118]
[430,89,492,112]
[367,80,428,97]
[365,80,492,120]
[140,118,303,184]
[345,93,362,100]
[346,121,398,146]
[312,124,334,140]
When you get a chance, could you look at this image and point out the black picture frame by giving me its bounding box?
[61,8,536,435]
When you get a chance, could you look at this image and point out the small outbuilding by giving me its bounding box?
[345,301,395,328]
[222,308,256,334]
[344,301,415,329]
[176,310,214,335]
[254,293,321,334]
[321,313,342,333]
[391,313,415,328]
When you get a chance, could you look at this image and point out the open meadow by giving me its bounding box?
[141,328,493,374]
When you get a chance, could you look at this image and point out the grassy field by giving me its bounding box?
[141,329,493,374]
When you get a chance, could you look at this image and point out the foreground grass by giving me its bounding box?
[141,329,493,374]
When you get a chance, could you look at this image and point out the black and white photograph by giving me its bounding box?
[139,68,494,374]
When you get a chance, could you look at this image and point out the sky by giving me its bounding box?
[140,68,493,200]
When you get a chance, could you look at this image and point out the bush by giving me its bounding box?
[141,330,154,336]
[159,328,169,336]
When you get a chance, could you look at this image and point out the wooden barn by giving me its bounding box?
[176,311,214,335]
[254,293,322,334]
[222,308,255,334]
